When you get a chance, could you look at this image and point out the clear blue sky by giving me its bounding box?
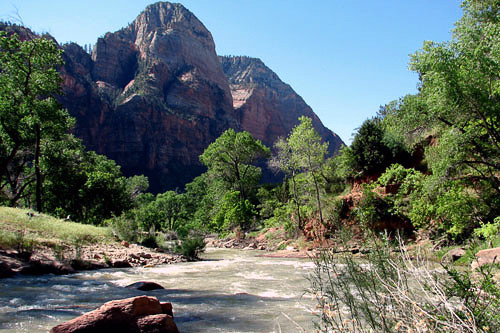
[0,0,463,144]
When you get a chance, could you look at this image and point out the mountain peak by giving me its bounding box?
[130,1,212,47]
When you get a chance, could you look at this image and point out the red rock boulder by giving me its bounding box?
[472,247,500,270]
[50,296,178,333]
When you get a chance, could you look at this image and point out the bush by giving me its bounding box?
[175,234,206,259]
[140,233,158,249]
[110,213,138,243]
[309,234,500,332]
[353,186,392,229]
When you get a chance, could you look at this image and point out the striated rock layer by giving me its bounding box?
[60,2,239,192]
[220,56,344,155]
[5,2,344,192]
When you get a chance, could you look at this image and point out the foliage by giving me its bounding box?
[382,0,500,240]
[0,31,74,209]
[109,211,139,243]
[213,190,256,232]
[353,185,393,230]
[175,234,206,259]
[271,116,329,232]
[309,233,500,332]
[288,116,328,224]
[474,217,500,246]
[134,191,186,232]
[199,129,270,202]
[349,118,410,178]
[198,129,269,232]
[140,233,158,249]
[377,163,490,240]
[41,136,138,224]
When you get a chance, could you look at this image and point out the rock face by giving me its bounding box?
[60,2,239,192]
[220,56,344,155]
[44,2,345,192]
[50,296,179,333]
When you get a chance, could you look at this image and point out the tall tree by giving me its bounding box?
[0,31,73,210]
[271,137,304,231]
[383,0,500,237]
[277,116,329,227]
[389,0,500,193]
[199,129,270,202]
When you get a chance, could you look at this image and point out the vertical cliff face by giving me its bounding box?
[61,2,238,192]
[54,2,346,192]
[220,56,344,155]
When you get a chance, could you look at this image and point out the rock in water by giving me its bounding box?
[50,296,178,333]
[126,281,165,291]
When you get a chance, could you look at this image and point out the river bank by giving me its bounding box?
[0,206,187,278]
[0,242,186,278]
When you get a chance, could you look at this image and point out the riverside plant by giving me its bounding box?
[308,233,500,332]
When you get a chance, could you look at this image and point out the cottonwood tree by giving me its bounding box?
[271,137,304,231]
[0,31,73,210]
[199,129,270,231]
[274,116,329,229]
[383,0,500,237]
[199,129,270,202]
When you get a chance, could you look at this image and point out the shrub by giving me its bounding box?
[140,234,158,249]
[175,234,206,259]
[353,186,392,230]
[474,217,500,247]
[110,212,138,243]
[309,234,500,332]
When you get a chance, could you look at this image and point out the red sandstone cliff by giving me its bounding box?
[220,56,344,155]
[60,2,239,192]
[2,2,344,192]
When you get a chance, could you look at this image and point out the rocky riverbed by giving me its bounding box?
[0,242,186,278]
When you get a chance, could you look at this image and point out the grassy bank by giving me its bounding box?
[0,206,113,250]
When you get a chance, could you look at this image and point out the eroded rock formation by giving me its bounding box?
[220,56,344,155]
[3,2,344,193]
[60,2,239,192]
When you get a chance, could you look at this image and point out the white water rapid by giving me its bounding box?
[0,248,318,332]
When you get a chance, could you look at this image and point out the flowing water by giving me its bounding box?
[0,248,318,332]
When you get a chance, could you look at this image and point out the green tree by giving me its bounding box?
[0,31,73,210]
[271,137,305,231]
[383,0,500,237]
[387,0,500,195]
[213,190,256,232]
[41,136,138,224]
[349,118,409,178]
[288,116,328,225]
[199,129,270,202]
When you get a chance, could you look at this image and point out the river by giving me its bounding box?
[0,248,318,332]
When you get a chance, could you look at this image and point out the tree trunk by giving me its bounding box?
[35,123,42,212]
[291,171,303,233]
[311,171,323,225]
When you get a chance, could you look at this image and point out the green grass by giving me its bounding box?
[0,206,113,249]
